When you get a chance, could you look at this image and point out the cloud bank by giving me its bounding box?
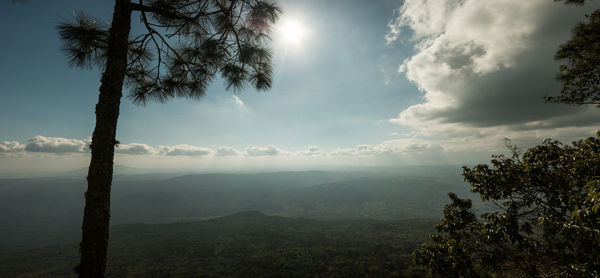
[331,138,443,156]
[387,0,600,147]
[8,133,598,174]
[245,145,282,156]
[4,136,90,154]
[157,144,213,156]
[215,146,242,156]
[0,136,462,161]
[115,143,155,155]
[0,141,24,152]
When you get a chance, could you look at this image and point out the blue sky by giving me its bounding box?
[0,0,415,148]
[1,0,599,175]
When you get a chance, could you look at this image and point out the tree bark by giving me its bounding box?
[78,0,131,277]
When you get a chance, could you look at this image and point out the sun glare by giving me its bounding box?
[279,19,306,45]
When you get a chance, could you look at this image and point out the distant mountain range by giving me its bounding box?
[0,169,475,248]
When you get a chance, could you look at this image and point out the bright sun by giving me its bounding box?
[279,19,305,45]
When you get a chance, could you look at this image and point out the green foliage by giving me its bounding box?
[413,193,481,278]
[415,133,600,278]
[57,0,282,105]
[547,9,600,105]
[555,0,589,5]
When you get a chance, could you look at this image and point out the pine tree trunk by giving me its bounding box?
[78,0,131,277]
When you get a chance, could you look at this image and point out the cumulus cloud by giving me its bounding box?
[215,146,241,156]
[116,143,155,155]
[24,136,88,153]
[387,0,600,146]
[157,144,213,156]
[386,0,457,44]
[0,141,24,152]
[245,145,281,156]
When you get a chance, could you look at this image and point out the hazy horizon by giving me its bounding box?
[0,163,466,179]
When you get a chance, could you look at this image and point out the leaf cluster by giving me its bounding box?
[57,0,282,105]
[547,9,600,105]
[415,133,600,278]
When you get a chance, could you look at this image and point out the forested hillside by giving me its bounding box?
[0,170,470,247]
[0,212,435,278]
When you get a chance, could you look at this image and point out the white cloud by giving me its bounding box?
[298,146,323,156]
[9,132,598,170]
[387,0,600,148]
[245,145,282,156]
[215,146,241,156]
[386,0,457,44]
[157,144,213,156]
[232,95,244,106]
[331,138,444,156]
[116,143,155,155]
[0,141,24,152]
[24,136,88,153]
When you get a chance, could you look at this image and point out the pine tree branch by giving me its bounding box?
[130,2,222,21]
[130,3,184,19]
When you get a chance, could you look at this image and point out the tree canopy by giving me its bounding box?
[415,133,600,277]
[58,0,281,105]
[547,8,600,105]
[417,2,600,276]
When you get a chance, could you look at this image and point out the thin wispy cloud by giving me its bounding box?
[298,146,323,156]
[232,95,244,106]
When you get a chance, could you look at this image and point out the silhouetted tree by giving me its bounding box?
[547,3,600,105]
[57,0,281,277]
[415,134,600,277]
